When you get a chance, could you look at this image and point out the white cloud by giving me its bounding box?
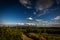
[51,16,60,23]
[19,0,29,5]
[54,16,60,20]
[27,17,33,20]
[35,19,60,27]
[37,9,48,17]
[35,19,49,24]
[26,6,31,9]
[36,19,42,22]
[19,0,54,10]
[35,0,53,10]
[18,23,25,25]
[19,0,31,9]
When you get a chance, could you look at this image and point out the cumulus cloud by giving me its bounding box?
[51,16,60,23]
[27,17,33,20]
[54,16,60,20]
[35,0,53,10]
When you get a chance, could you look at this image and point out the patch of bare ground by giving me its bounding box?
[22,34,33,40]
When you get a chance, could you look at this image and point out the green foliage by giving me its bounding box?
[0,27,60,40]
[0,27,22,40]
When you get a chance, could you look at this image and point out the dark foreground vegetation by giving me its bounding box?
[0,26,60,40]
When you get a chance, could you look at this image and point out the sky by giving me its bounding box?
[0,0,60,24]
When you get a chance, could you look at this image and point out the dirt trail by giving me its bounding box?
[22,34,33,40]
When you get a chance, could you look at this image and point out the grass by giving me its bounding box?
[0,26,60,40]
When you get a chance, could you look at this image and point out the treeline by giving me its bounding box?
[22,27,60,34]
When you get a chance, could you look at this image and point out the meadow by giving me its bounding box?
[0,26,60,40]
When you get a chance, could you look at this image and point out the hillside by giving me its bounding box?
[0,27,60,40]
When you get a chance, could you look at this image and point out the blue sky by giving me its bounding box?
[0,0,60,24]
